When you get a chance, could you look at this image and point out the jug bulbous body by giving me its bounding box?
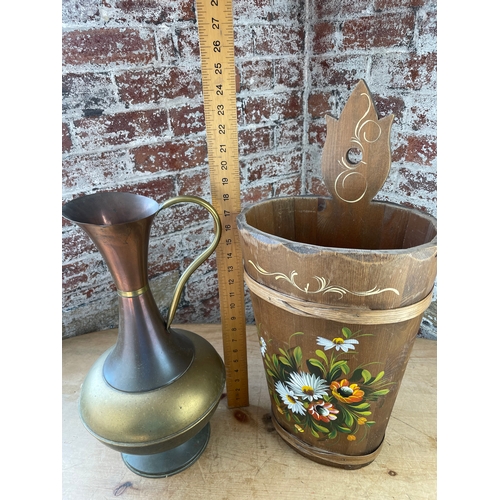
[62,191,225,477]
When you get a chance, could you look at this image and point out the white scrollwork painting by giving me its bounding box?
[334,92,382,204]
[248,260,399,298]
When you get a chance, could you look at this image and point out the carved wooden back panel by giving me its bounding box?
[321,80,394,211]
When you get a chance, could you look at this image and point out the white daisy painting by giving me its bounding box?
[286,371,329,402]
[317,336,359,353]
[275,381,306,415]
[259,336,267,357]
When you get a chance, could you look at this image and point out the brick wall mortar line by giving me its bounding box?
[414,6,436,57]
[62,171,178,199]
[366,55,374,85]
[313,47,415,58]
[153,26,163,64]
[63,118,78,157]
[63,126,206,150]
[60,104,179,124]
[241,173,300,195]
[62,20,199,30]
[62,57,202,76]
[236,87,303,98]
[61,126,214,162]
[238,143,303,164]
[233,20,304,28]
[372,5,435,16]
[63,95,204,117]
[108,71,121,112]
[235,54,306,63]
[299,0,313,196]
[63,160,213,193]
[62,132,173,159]
[61,20,305,31]
[169,25,182,60]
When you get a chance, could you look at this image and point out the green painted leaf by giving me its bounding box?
[350,368,364,382]
[290,331,304,340]
[342,327,352,338]
[308,358,325,371]
[372,370,385,383]
[306,360,324,379]
[328,429,338,439]
[337,426,351,433]
[329,360,349,379]
[312,422,330,434]
[266,369,276,379]
[343,411,354,427]
[332,360,348,370]
[279,356,292,367]
[349,402,370,410]
[356,411,372,416]
[370,389,390,397]
[361,369,372,384]
[272,354,280,371]
[316,349,328,364]
[311,428,319,438]
[341,363,350,375]
[293,346,302,367]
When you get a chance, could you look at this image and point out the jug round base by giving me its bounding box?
[121,423,210,478]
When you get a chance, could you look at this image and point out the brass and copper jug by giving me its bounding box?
[62,192,225,478]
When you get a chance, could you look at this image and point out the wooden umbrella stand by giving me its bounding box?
[236,80,437,469]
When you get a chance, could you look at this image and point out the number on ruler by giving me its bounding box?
[196,0,248,408]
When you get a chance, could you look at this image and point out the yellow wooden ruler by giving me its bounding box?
[195,0,249,408]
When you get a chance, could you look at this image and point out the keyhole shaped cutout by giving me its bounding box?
[346,147,362,165]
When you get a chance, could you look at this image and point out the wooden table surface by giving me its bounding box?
[62,324,436,499]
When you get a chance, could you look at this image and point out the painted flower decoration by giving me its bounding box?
[307,400,339,423]
[259,336,267,357]
[317,336,359,353]
[287,372,329,402]
[262,326,390,443]
[330,379,365,403]
[275,381,306,415]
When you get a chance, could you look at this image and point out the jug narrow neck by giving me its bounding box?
[76,216,155,292]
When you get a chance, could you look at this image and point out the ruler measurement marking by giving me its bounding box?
[196,0,248,408]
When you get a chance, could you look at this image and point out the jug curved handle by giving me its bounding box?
[156,195,222,329]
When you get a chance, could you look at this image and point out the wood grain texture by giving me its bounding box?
[239,197,437,310]
[62,325,436,499]
[321,79,394,210]
[244,269,433,324]
[235,80,436,468]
